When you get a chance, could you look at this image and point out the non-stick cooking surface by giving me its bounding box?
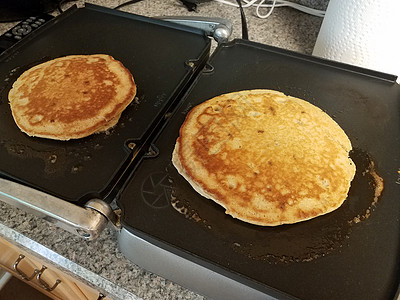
[0,4,210,204]
[119,40,400,299]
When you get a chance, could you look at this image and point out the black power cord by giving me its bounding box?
[235,0,248,40]
[179,0,198,11]
[57,0,64,14]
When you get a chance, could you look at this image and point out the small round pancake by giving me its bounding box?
[8,54,136,140]
[172,89,356,226]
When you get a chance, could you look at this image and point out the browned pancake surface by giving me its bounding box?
[8,54,136,140]
[172,90,356,226]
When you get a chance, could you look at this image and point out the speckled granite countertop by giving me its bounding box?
[0,1,328,299]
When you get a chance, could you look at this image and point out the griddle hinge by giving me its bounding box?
[0,177,109,240]
[84,199,121,230]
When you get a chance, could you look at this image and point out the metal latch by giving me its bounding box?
[0,177,119,240]
[158,16,233,43]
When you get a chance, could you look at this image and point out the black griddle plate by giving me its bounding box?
[0,4,210,204]
[119,40,400,300]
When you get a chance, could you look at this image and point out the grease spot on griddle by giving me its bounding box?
[71,164,83,174]
[48,154,57,164]
[0,138,97,177]
[170,189,212,230]
[347,150,384,225]
[1,140,67,175]
[66,147,93,172]
[167,166,212,229]
[83,154,92,161]
[154,93,167,107]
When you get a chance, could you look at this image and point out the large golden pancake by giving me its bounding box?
[172,89,356,226]
[8,54,136,140]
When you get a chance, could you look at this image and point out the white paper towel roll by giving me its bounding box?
[313,0,400,81]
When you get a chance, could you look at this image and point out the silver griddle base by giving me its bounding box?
[118,228,277,300]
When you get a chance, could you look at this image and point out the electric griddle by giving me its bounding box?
[0,4,399,300]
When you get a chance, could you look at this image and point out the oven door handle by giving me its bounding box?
[0,177,117,240]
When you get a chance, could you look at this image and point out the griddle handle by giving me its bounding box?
[158,16,233,43]
[0,177,109,240]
